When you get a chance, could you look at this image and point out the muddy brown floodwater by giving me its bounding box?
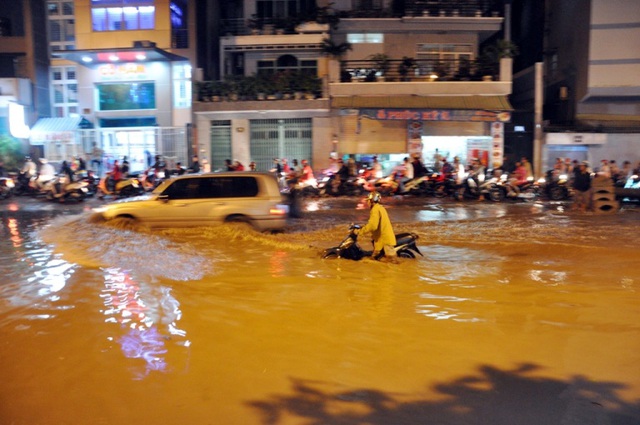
[1,196,639,424]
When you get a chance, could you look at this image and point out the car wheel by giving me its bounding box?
[108,216,139,231]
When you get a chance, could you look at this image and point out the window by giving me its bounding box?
[163,177,259,200]
[257,55,317,75]
[416,43,473,77]
[347,33,384,44]
[50,66,78,117]
[48,1,75,50]
[91,1,155,32]
[256,0,300,19]
[173,63,192,108]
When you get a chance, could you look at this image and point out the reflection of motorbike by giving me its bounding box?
[322,224,423,260]
[97,175,145,199]
[0,176,15,199]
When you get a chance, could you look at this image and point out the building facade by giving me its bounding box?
[511,0,640,175]
[193,0,514,174]
[0,0,49,156]
[29,0,196,174]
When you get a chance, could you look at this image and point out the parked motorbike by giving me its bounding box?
[97,175,145,199]
[538,170,571,200]
[13,172,43,196]
[317,172,365,197]
[489,175,540,202]
[74,170,98,197]
[0,176,15,199]
[322,224,423,260]
[43,175,90,202]
[454,171,493,201]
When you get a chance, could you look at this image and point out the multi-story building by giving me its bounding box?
[0,0,49,156]
[511,0,640,175]
[29,0,196,174]
[193,0,514,173]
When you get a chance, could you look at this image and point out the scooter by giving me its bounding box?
[97,174,145,199]
[322,224,423,260]
[44,175,89,202]
[489,175,540,202]
[539,170,571,200]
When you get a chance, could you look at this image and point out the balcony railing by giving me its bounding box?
[194,57,503,103]
[219,1,501,37]
[340,58,497,83]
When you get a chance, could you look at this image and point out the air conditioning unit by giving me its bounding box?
[133,40,156,48]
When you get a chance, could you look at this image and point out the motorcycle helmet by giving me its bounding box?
[367,191,382,204]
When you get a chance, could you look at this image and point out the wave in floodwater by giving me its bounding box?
[37,209,639,284]
[39,214,215,281]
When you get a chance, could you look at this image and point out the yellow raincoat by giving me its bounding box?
[359,203,396,253]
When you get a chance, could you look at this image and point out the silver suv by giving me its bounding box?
[92,172,288,232]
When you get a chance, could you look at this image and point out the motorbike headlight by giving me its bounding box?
[537,178,546,184]
[5,179,15,188]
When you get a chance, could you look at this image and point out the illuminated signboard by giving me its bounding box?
[98,64,148,81]
[9,102,30,138]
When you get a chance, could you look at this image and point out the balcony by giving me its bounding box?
[219,0,501,37]
[193,57,512,110]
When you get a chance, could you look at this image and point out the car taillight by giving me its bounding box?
[270,205,288,215]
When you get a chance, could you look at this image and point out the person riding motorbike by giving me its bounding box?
[353,191,397,259]
[21,156,37,179]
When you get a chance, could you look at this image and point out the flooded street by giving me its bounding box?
[1,196,639,425]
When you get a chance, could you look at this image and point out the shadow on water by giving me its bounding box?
[247,363,640,425]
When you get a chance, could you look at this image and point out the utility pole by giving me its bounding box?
[534,62,544,178]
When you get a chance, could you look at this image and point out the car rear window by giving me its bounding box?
[163,176,260,199]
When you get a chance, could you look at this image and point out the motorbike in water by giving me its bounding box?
[322,224,423,260]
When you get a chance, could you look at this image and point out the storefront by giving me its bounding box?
[48,47,192,171]
[332,95,513,169]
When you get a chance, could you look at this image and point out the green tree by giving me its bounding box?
[0,134,24,172]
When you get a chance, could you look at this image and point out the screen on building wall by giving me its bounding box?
[97,82,156,111]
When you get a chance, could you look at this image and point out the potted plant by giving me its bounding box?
[477,40,519,80]
[321,38,352,59]
[247,14,262,35]
[368,53,390,80]
[455,57,472,80]
[299,72,321,99]
[223,75,242,101]
[433,60,450,80]
[209,81,225,101]
[398,56,417,81]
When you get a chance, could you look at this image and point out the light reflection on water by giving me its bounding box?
[0,204,639,424]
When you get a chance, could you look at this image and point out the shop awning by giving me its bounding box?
[29,117,82,145]
[331,95,514,111]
